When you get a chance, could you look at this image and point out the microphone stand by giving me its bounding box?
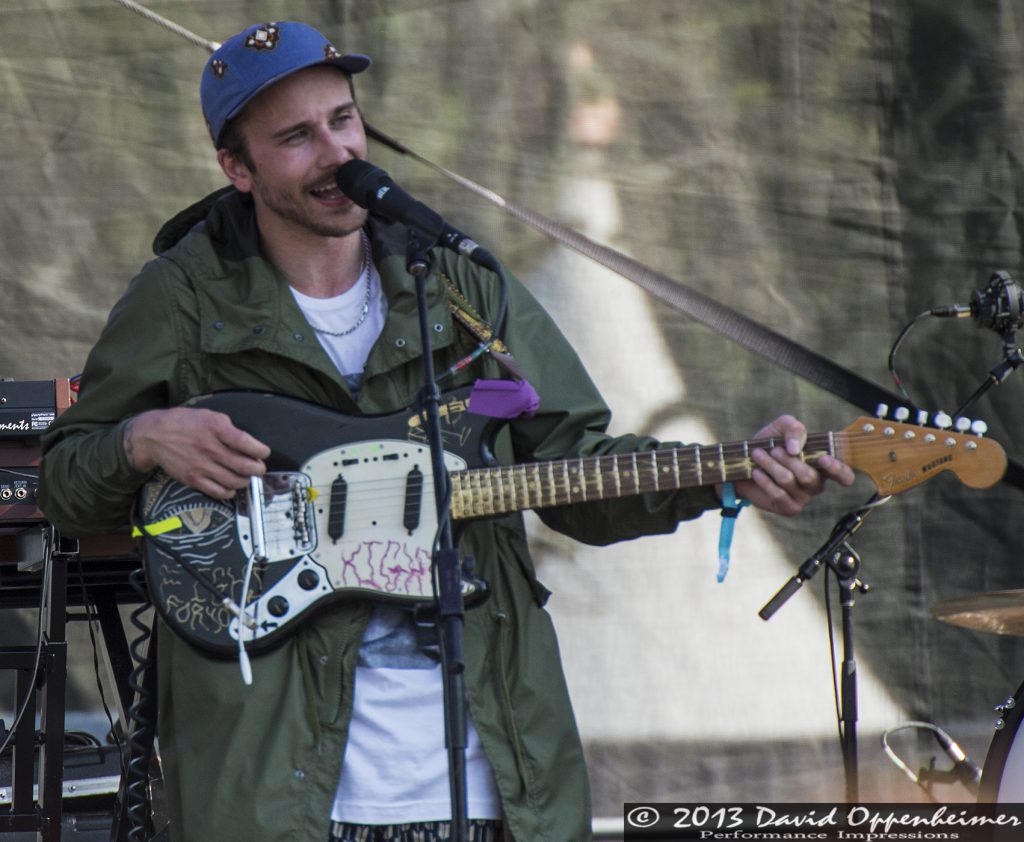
[952,327,1024,419]
[405,229,470,842]
[760,495,883,802]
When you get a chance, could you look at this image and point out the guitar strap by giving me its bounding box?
[440,272,529,381]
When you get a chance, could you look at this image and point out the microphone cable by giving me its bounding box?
[881,720,982,799]
[73,552,125,765]
[887,309,933,402]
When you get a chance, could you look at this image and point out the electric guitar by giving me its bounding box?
[135,388,1007,656]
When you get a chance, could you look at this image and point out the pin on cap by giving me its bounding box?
[200,21,371,145]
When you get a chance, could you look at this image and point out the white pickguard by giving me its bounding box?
[231,439,467,642]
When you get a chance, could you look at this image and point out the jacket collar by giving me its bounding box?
[154,188,458,398]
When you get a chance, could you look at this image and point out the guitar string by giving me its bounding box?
[234,428,970,509]
[191,428,982,545]
[248,432,841,496]
[232,429,965,542]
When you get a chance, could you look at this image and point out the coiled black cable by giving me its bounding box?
[123,565,157,841]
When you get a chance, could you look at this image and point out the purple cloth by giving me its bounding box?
[468,379,540,419]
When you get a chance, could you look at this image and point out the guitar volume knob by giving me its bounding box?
[267,596,290,617]
[297,570,320,591]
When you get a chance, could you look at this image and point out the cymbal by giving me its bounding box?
[933,590,1024,636]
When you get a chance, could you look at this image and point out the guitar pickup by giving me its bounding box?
[403,466,424,535]
[328,475,348,543]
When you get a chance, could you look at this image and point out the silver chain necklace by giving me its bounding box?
[311,230,373,338]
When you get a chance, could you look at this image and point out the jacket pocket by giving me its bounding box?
[493,518,551,607]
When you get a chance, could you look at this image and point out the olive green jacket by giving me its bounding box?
[39,191,719,842]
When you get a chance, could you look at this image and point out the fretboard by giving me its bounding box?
[449,432,837,519]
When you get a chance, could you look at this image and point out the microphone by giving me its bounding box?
[931,270,1024,333]
[932,727,982,794]
[336,159,500,272]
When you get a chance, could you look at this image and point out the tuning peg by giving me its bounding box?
[894,407,910,421]
[971,420,989,437]
[916,409,929,426]
[875,403,889,419]
[933,411,952,429]
[954,417,971,433]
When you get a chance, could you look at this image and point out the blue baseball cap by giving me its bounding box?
[201,21,371,146]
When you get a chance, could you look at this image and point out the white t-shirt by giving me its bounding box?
[289,262,502,824]
[330,609,502,824]
[289,261,386,391]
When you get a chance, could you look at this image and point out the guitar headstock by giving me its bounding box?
[839,406,1007,495]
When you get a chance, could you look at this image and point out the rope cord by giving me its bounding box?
[109,0,219,52]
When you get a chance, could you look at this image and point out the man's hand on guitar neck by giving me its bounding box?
[124,407,271,500]
[726,414,855,516]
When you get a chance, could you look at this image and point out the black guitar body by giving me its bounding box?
[138,388,492,656]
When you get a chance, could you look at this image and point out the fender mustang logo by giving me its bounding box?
[921,454,954,473]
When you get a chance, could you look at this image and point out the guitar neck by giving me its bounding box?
[450,432,836,520]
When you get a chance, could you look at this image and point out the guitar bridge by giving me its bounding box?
[236,472,318,562]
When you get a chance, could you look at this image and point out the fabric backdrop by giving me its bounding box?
[4,0,1024,818]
